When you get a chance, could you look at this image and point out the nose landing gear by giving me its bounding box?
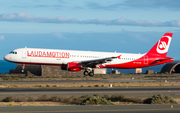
[22,64,25,72]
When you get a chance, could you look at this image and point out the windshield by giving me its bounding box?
[9,51,17,54]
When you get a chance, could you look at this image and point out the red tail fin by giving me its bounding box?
[146,33,173,57]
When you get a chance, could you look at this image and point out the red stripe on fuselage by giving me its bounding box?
[103,57,174,69]
[8,57,174,69]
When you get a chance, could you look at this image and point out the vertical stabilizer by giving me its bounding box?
[146,33,173,57]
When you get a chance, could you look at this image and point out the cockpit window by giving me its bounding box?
[9,51,17,54]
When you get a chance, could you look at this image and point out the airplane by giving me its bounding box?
[4,33,174,77]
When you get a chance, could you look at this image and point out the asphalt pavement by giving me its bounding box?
[0,105,180,113]
[0,87,180,97]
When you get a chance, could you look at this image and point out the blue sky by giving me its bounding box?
[0,0,180,60]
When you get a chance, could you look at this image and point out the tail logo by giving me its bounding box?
[156,36,171,54]
[158,41,167,50]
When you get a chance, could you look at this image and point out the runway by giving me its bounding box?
[1,86,180,92]
[0,79,180,84]
[0,105,180,113]
[0,87,180,113]
[0,87,180,97]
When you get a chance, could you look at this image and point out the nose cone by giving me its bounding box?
[3,54,10,61]
[3,55,7,61]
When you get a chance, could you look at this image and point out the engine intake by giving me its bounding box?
[61,64,67,70]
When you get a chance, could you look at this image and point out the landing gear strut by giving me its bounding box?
[22,64,25,72]
[83,68,94,77]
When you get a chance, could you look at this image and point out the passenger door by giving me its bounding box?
[22,49,27,58]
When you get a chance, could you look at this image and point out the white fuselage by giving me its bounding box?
[4,48,144,66]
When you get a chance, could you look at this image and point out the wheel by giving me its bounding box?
[83,71,89,76]
[89,72,94,77]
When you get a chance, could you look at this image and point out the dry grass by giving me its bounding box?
[0,102,64,106]
[113,98,180,105]
[0,82,180,88]
[0,98,179,106]
[0,94,179,106]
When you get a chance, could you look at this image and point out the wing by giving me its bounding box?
[72,57,117,67]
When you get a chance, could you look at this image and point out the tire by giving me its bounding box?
[89,72,94,77]
[83,71,89,76]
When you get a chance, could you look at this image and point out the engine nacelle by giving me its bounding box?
[61,62,82,71]
[67,62,81,71]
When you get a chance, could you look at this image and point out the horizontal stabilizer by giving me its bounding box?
[149,57,174,65]
[155,57,174,62]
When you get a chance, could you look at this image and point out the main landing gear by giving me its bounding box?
[83,68,94,77]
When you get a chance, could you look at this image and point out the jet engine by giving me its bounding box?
[61,62,81,71]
